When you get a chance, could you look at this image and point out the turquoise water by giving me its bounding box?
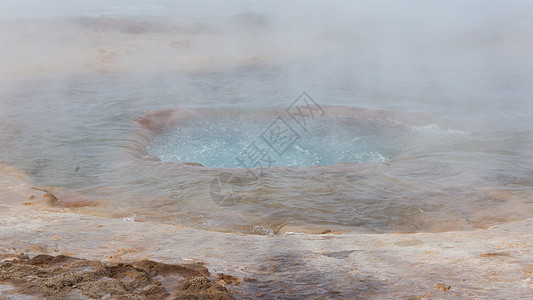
[0,0,532,234]
[147,115,398,168]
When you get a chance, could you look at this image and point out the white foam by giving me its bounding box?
[410,123,469,136]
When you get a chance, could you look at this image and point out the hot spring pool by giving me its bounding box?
[0,2,532,236]
[2,72,532,236]
[145,108,398,168]
[105,105,533,235]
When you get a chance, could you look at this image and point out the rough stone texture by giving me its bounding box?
[0,254,233,299]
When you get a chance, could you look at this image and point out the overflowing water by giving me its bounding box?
[1,0,532,235]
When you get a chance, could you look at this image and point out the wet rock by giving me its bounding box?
[480,252,510,258]
[0,253,29,262]
[216,273,241,285]
[320,229,340,234]
[184,162,204,167]
[0,254,234,300]
[43,193,58,206]
[177,276,234,299]
[434,283,451,291]
[133,259,210,278]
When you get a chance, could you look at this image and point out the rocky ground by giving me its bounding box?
[0,254,233,299]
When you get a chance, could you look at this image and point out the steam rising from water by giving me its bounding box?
[0,0,532,234]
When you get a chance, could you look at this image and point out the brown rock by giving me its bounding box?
[320,229,340,234]
[184,162,204,167]
[434,283,451,291]
[480,252,510,258]
[42,193,58,206]
[0,254,235,300]
[177,276,234,299]
[216,273,241,285]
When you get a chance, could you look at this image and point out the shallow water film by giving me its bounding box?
[1,0,532,237]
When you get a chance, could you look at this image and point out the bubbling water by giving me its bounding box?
[147,115,399,168]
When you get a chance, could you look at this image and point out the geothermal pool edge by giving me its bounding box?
[1,169,532,298]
